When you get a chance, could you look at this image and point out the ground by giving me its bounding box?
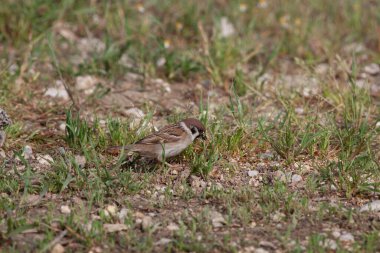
[0,1,380,252]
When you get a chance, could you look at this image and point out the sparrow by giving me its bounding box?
[107,118,206,162]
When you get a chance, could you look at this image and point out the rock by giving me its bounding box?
[271,212,285,222]
[37,154,54,165]
[103,223,128,233]
[118,208,128,221]
[142,216,153,231]
[124,108,145,119]
[359,200,380,212]
[51,243,65,253]
[315,63,329,75]
[0,149,5,158]
[75,75,98,94]
[0,131,6,148]
[156,57,166,67]
[291,174,302,184]
[22,194,40,206]
[332,229,341,238]
[210,210,225,228]
[376,122,380,129]
[59,122,66,131]
[259,241,276,250]
[255,248,269,253]
[339,232,354,243]
[0,108,12,129]
[189,175,207,192]
[167,223,179,231]
[323,239,337,250]
[60,205,71,214]
[259,152,274,160]
[74,155,86,168]
[295,107,304,115]
[22,145,33,159]
[247,170,259,177]
[274,170,286,182]
[105,205,117,216]
[58,147,66,155]
[152,78,171,93]
[44,80,69,100]
[363,63,380,75]
[155,238,172,245]
[343,43,366,54]
[219,17,235,38]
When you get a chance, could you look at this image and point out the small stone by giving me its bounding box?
[332,230,341,238]
[155,238,172,245]
[0,131,6,148]
[359,200,380,212]
[59,122,66,131]
[118,208,128,221]
[167,223,179,231]
[22,145,33,159]
[376,122,380,129]
[103,223,128,233]
[152,78,171,93]
[105,205,118,216]
[255,248,269,253]
[88,246,102,253]
[259,152,274,160]
[75,75,98,95]
[44,80,69,100]
[37,154,54,165]
[210,210,225,228]
[259,241,276,250]
[142,216,153,231]
[291,174,302,184]
[60,205,71,214]
[315,63,329,75]
[58,147,66,155]
[190,175,207,191]
[363,63,380,75]
[0,108,12,129]
[0,149,5,158]
[51,243,65,253]
[219,17,235,38]
[274,170,286,182]
[271,211,285,222]
[339,232,354,243]
[323,239,337,250]
[125,108,145,119]
[247,170,259,177]
[295,107,304,115]
[74,155,86,168]
[156,57,166,67]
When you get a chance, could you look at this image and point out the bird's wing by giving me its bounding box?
[136,124,185,145]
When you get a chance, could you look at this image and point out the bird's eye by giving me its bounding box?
[190,126,197,134]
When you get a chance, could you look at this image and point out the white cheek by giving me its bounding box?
[191,130,199,141]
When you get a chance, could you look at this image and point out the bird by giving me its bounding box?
[107,118,206,162]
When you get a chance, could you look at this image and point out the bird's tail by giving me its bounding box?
[106,145,133,155]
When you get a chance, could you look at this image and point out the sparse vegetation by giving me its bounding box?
[1,0,380,252]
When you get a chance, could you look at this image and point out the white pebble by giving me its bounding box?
[339,232,354,243]
[247,170,259,177]
[291,174,302,184]
[22,145,33,159]
[60,205,71,214]
[359,200,380,212]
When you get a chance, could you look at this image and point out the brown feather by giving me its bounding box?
[136,123,186,145]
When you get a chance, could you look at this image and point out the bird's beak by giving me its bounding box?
[201,133,207,140]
